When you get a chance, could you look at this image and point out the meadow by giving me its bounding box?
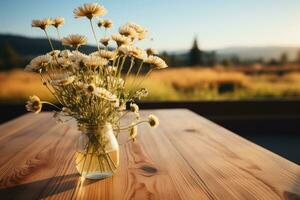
[1,67,300,103]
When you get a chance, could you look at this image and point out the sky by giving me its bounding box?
[1,0,300,51]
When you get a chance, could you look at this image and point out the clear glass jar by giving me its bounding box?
[75,123,119,179]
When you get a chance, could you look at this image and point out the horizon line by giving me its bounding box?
[1,32,300,52]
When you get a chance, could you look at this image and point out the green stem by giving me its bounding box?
[116,120,148,131]
[97,153,104,172]
[41,101,61,110]
[43,29,62,68]
[44,30,55,51]
[93,137,116,172]
[125,58,135,81]
[40,78,63,105]
[129,69,153,98]
[116,111,130,122]
[135,60,144,78]
[75,143,90,165]
[85,143,94,175]
[89,19,100,51]
[129,60,144,90]
[56,28,66,50]
[80,142,89,175]
[112,55,118,69]
[118,56,127,78]
[114,56,121,77]
[56,28,62,40]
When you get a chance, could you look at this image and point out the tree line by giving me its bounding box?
[161,38,300,67]
[1,39,300,71]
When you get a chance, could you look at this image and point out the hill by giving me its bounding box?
[0,34,97,58]
[1,33,300,63]
[216,46,300,61]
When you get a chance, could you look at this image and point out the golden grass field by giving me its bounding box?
[1,67,300,103]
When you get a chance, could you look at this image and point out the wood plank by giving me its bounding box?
[0,113,77,199]
[0,109,298,200]
[153,109,300,200]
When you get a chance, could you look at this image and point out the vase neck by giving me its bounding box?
[78,123,112,135]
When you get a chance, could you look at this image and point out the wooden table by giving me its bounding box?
[0,109,299,200]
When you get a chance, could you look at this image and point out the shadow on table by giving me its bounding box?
[0,173,99,199]
[284,172,300,199]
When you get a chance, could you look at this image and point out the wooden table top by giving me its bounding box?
[0,109,299,200]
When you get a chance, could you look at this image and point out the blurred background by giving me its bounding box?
[0,0,299,163]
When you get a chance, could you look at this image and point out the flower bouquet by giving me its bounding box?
[25,2,167,179]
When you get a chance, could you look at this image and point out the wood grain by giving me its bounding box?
[0,109,299,200]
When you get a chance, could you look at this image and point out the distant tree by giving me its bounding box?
[169,54,176,67]
[280,52,288,65]
[221,58,231,67]
[160,51,171,66]
[208,51,217,66]
[268,58,279,65]
[189,37,203,66]
[230,55,240,66]
[256,57,264,64]
[0,42,20,70]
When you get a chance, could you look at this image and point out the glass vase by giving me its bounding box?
[75,123,119,179]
